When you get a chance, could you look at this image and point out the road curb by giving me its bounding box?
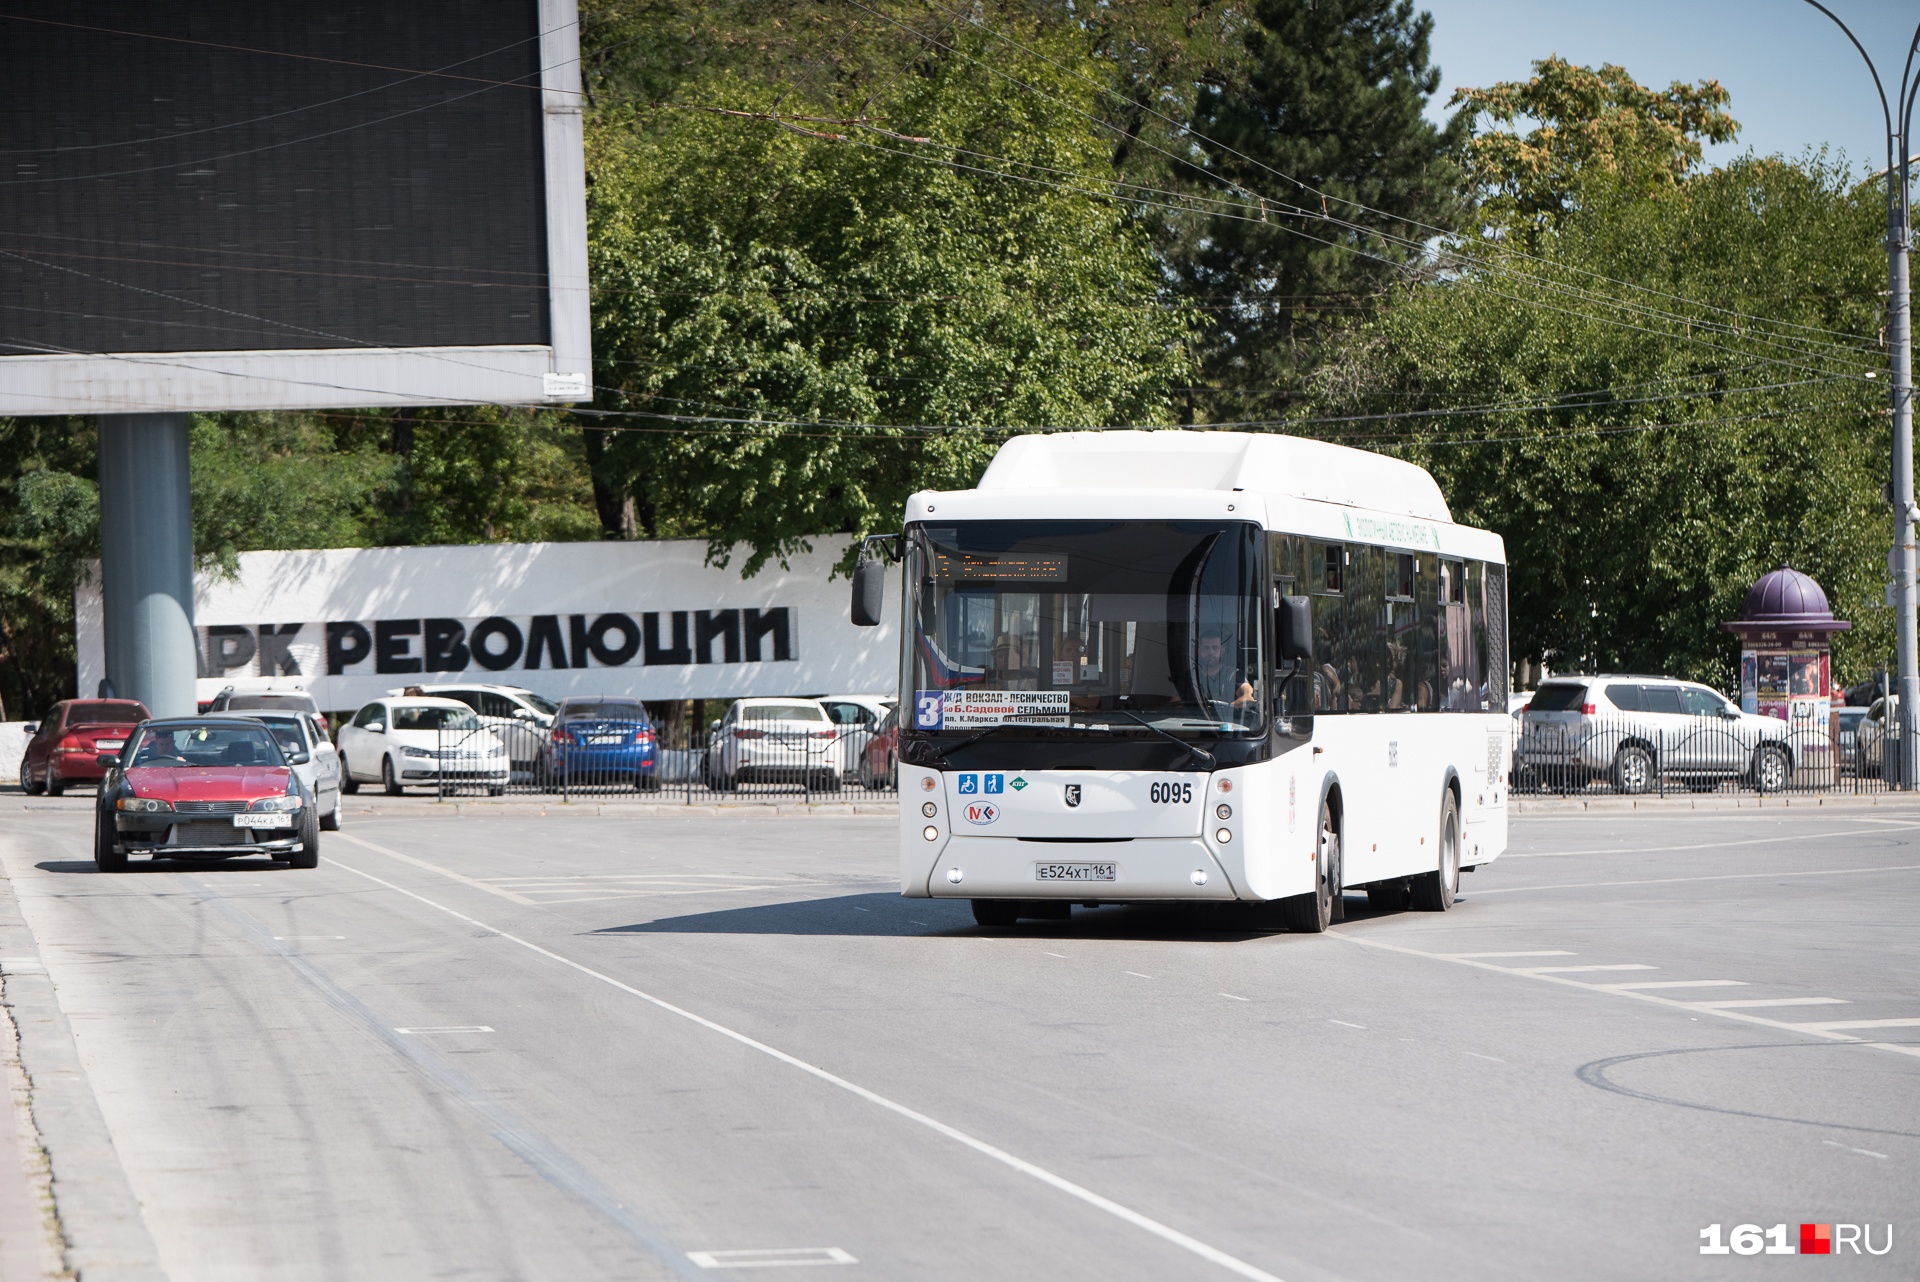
[0,854,167,1282]
[1512,792,1920,813]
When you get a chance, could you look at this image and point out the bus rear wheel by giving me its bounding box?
[1281,801,1339,933]
[1410,792,1460,911]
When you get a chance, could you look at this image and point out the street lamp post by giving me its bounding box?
[1801,3,1920,786]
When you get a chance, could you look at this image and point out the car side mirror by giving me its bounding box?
[288,749,312,764]
[96,753,118,768]
[1275,596,1313,663]
[512,707,533,720]
[1722,709,1741,720]
[851,558,887,627]
[709,720,722,731]
[23,723,38,735]
[366,722,384,734]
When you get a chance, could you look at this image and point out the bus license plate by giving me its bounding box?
[233,814,294,829]
[1035,862,1116,882]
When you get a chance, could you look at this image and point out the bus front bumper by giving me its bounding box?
[920,836,1239,901]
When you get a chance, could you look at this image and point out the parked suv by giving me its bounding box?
[1517,675,1794,793]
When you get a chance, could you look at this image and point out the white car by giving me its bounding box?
[703,698,845,791]
[204,710,344,829]
[818,693,897,780]
[400,683,556,775]
[1518,675,1793,792]
[336,697,508,796]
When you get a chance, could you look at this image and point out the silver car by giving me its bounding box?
[1517,675,1794,793]
[203,710,344,829]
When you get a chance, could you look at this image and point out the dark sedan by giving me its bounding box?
[94,719,319,872]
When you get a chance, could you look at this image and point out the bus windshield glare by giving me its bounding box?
[906,520,1264,737]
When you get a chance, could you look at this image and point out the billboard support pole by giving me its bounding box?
[98,414,198,718]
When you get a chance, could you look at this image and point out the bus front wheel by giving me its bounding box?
[1282,801,1340,933]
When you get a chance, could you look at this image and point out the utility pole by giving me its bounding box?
[1801,4,1920,786]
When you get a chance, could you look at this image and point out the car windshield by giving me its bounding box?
[128,724,285,768]
[66,701,143,724]
[561,701,649,721]
[392,706,481,731]
[230,695,314,711]
[738,704,827,722]
[521,692,558,715]
[905,519,1264,736]
[248,718,309,758]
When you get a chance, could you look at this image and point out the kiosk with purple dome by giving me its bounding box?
[1723,567,1851,735]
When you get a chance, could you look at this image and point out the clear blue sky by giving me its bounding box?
[1421,0,1920,175]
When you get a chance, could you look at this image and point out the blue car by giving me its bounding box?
[537,698,658,791]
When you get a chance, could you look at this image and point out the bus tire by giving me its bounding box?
[1281,801,1339,933]
[1410,792,1460,912]
[971,899,1019,929]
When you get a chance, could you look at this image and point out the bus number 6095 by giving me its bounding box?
[1149,782,1193,804]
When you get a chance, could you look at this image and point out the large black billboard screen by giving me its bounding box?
[0,3,550,357]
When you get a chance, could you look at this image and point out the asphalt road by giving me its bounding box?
[1,793,1915,1281]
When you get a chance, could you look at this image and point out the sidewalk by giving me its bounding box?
[1512,790,1920,814]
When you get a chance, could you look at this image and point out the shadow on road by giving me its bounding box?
[593,891,1425,941]
[36,857,301,875]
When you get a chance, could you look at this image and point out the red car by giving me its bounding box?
[19,698,151,795]
[859,706,899,788]
[94,719,318,871]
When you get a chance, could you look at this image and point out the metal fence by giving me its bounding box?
[1512,712,1895,796]
[434,715,899,804]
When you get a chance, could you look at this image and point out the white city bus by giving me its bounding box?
[850,430,1510,931]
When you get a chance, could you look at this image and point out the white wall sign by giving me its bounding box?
[75,540,899,713]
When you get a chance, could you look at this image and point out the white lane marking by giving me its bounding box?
[1475,862,1920,897]
[1695,997,1851,1009]
[1329,932,1917,1062]
[1789,1018,1920,1031]
[1044,952,1067,959]
[1220,993,1249,1002]
[1596,980,1747,991]
[334,832,536,904]
[1517,964,1657,974]
[0,957,47,973]
[1441,950,1574,959]
[1507,822,1920,859]
[395,1025,495,1034]
[1822,1140,1890,1160]
[320,855,1290,1282]
[1463,1052,1504,1063]
[687,1247,857,1269]
[1329,1020,1364,1029]
[273,935,346,940]
[1125,971,1153,980]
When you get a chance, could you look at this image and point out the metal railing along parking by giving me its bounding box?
[1511,711,1895,796]
[435,715,899,804]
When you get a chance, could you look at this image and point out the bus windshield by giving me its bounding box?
[905,520,1264,738]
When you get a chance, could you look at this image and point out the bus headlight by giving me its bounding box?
[923,825,940,842]
[1214,828,1233,844]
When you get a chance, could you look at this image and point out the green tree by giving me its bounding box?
[586,18,1196,572]
[1307,150,1887,688]
[1451,55,1739,243]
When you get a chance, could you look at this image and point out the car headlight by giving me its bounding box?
[116,796,173,813]
[403,746,432,758]
[250,795,304,812]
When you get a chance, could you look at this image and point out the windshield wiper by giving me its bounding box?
[1102,709,1216,770]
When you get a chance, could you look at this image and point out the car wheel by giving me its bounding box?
[885,752,897,789]
[19,755,43,797]
[45,763,64,797]
[971,899,1020,929]
[1751,743,1791,793]
[1409,791,1460,912]
[286,808,319,869]
[319,799,342,831]
[93,815,127,873]
[816,772,841,793]
[636,772,661,793]
[1281,799,1340,933]
[1611,744,1655,794]
[486,785,505,797]
[381,756,403,796]
[338,756,359,795]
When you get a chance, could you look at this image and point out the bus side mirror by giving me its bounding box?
[1276,596,1313,663]
[851,558,886,627]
